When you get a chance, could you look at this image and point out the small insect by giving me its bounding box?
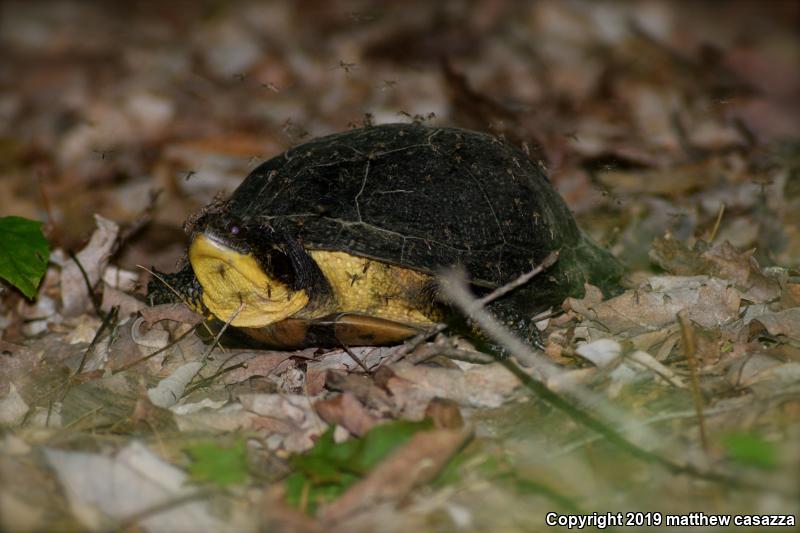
[334,60,357,74]
[92,148,116,160]
[347,11,376,23]
[260,81,281,92]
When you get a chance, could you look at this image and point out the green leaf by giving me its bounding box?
[351,419,433,473]
[185,439,249,486]
[285,419,434,514]
[0,216,50,299]
[723,432,779,470]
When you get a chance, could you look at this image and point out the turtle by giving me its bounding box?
[148,123,622,351]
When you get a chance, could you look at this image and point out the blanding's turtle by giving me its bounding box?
[148,123,622,350]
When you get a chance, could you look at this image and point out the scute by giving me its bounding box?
[229,123,619,308]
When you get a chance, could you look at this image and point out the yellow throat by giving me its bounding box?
[188,233,308,327]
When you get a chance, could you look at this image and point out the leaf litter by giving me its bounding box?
[1,1,800,531]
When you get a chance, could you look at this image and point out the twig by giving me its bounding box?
[69,250,104,318]
[440,269,561,377]
[439,269,756,488]
[108,488,221,533]
[75,306,118,376]
[708,203,725,242]
[200,303,243,362]
[113,325,195,374]
[471,250,559,310]
[677,311,710,453]
[497,339,756,489]
[552,398,760,459]
[342,345,370,373]
[182,362,247,397]
[382,323,448,366]
[405,343,495,365]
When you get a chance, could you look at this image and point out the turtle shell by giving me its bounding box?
[228,123,616,305]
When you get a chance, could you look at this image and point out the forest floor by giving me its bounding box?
[1,1,799,532]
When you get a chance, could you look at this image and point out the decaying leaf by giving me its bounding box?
[147,362,203,408]
[650,237,781,303]
[239,393,326,452]
[575,338,622,368]
[748,308,800,341]
[387,362,521,417]
[319,429,471,523]
[60,215,119,317]
[44,442,229,532]
[314,392,379,437]
[567,276,741,335]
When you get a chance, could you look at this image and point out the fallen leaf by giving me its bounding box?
[575,339,622,368]
[387,362,521,417]
[239,393,326,452]
[0,383,29,425]
[140,303,203,326]
[147,362,203,408]
[314,392,379,437]
[627,350,685,388]
[319,429,471,523]
[568,276,741,335]
[101,285,145,317]
[44,441,228,532]
[748,308,800,340]
[60,215,119,317]
[650,238,780,303]
[424,398,464,430]
[220,351,295,386]
[727,354,800,395]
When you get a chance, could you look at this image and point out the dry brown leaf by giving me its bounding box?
[650,238,780,303]
[239,393,325,452]
[100,285,145,318]
[568,276,741,335]
[780,282,800,309]
[220,351,295,386]
[386,362,521,419]
[424,398,464,430]
[748,308,800,340]
[727,353,800,394]
[700,242,780,302]
[324,371,396,415]
[319,429,471,524]
[140,303,203,326]
[173,403,267,433]
[60,215,119,317]
[314,392,379,437]
[597,160,719,197]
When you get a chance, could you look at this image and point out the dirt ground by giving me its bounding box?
[1,1,799,532]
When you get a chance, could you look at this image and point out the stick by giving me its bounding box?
[471,250,559,310]
[677,311,710,453]
[438,269,755,487]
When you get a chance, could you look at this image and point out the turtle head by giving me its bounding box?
[188,213,324,327]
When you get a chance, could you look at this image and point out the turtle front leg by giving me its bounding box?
[483,299,546,357]
[146,264,206,314]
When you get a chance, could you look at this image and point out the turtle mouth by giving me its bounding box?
[188,233,309,327]
[200,226,252,256]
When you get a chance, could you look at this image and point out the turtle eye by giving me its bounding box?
[230,224,240,235]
